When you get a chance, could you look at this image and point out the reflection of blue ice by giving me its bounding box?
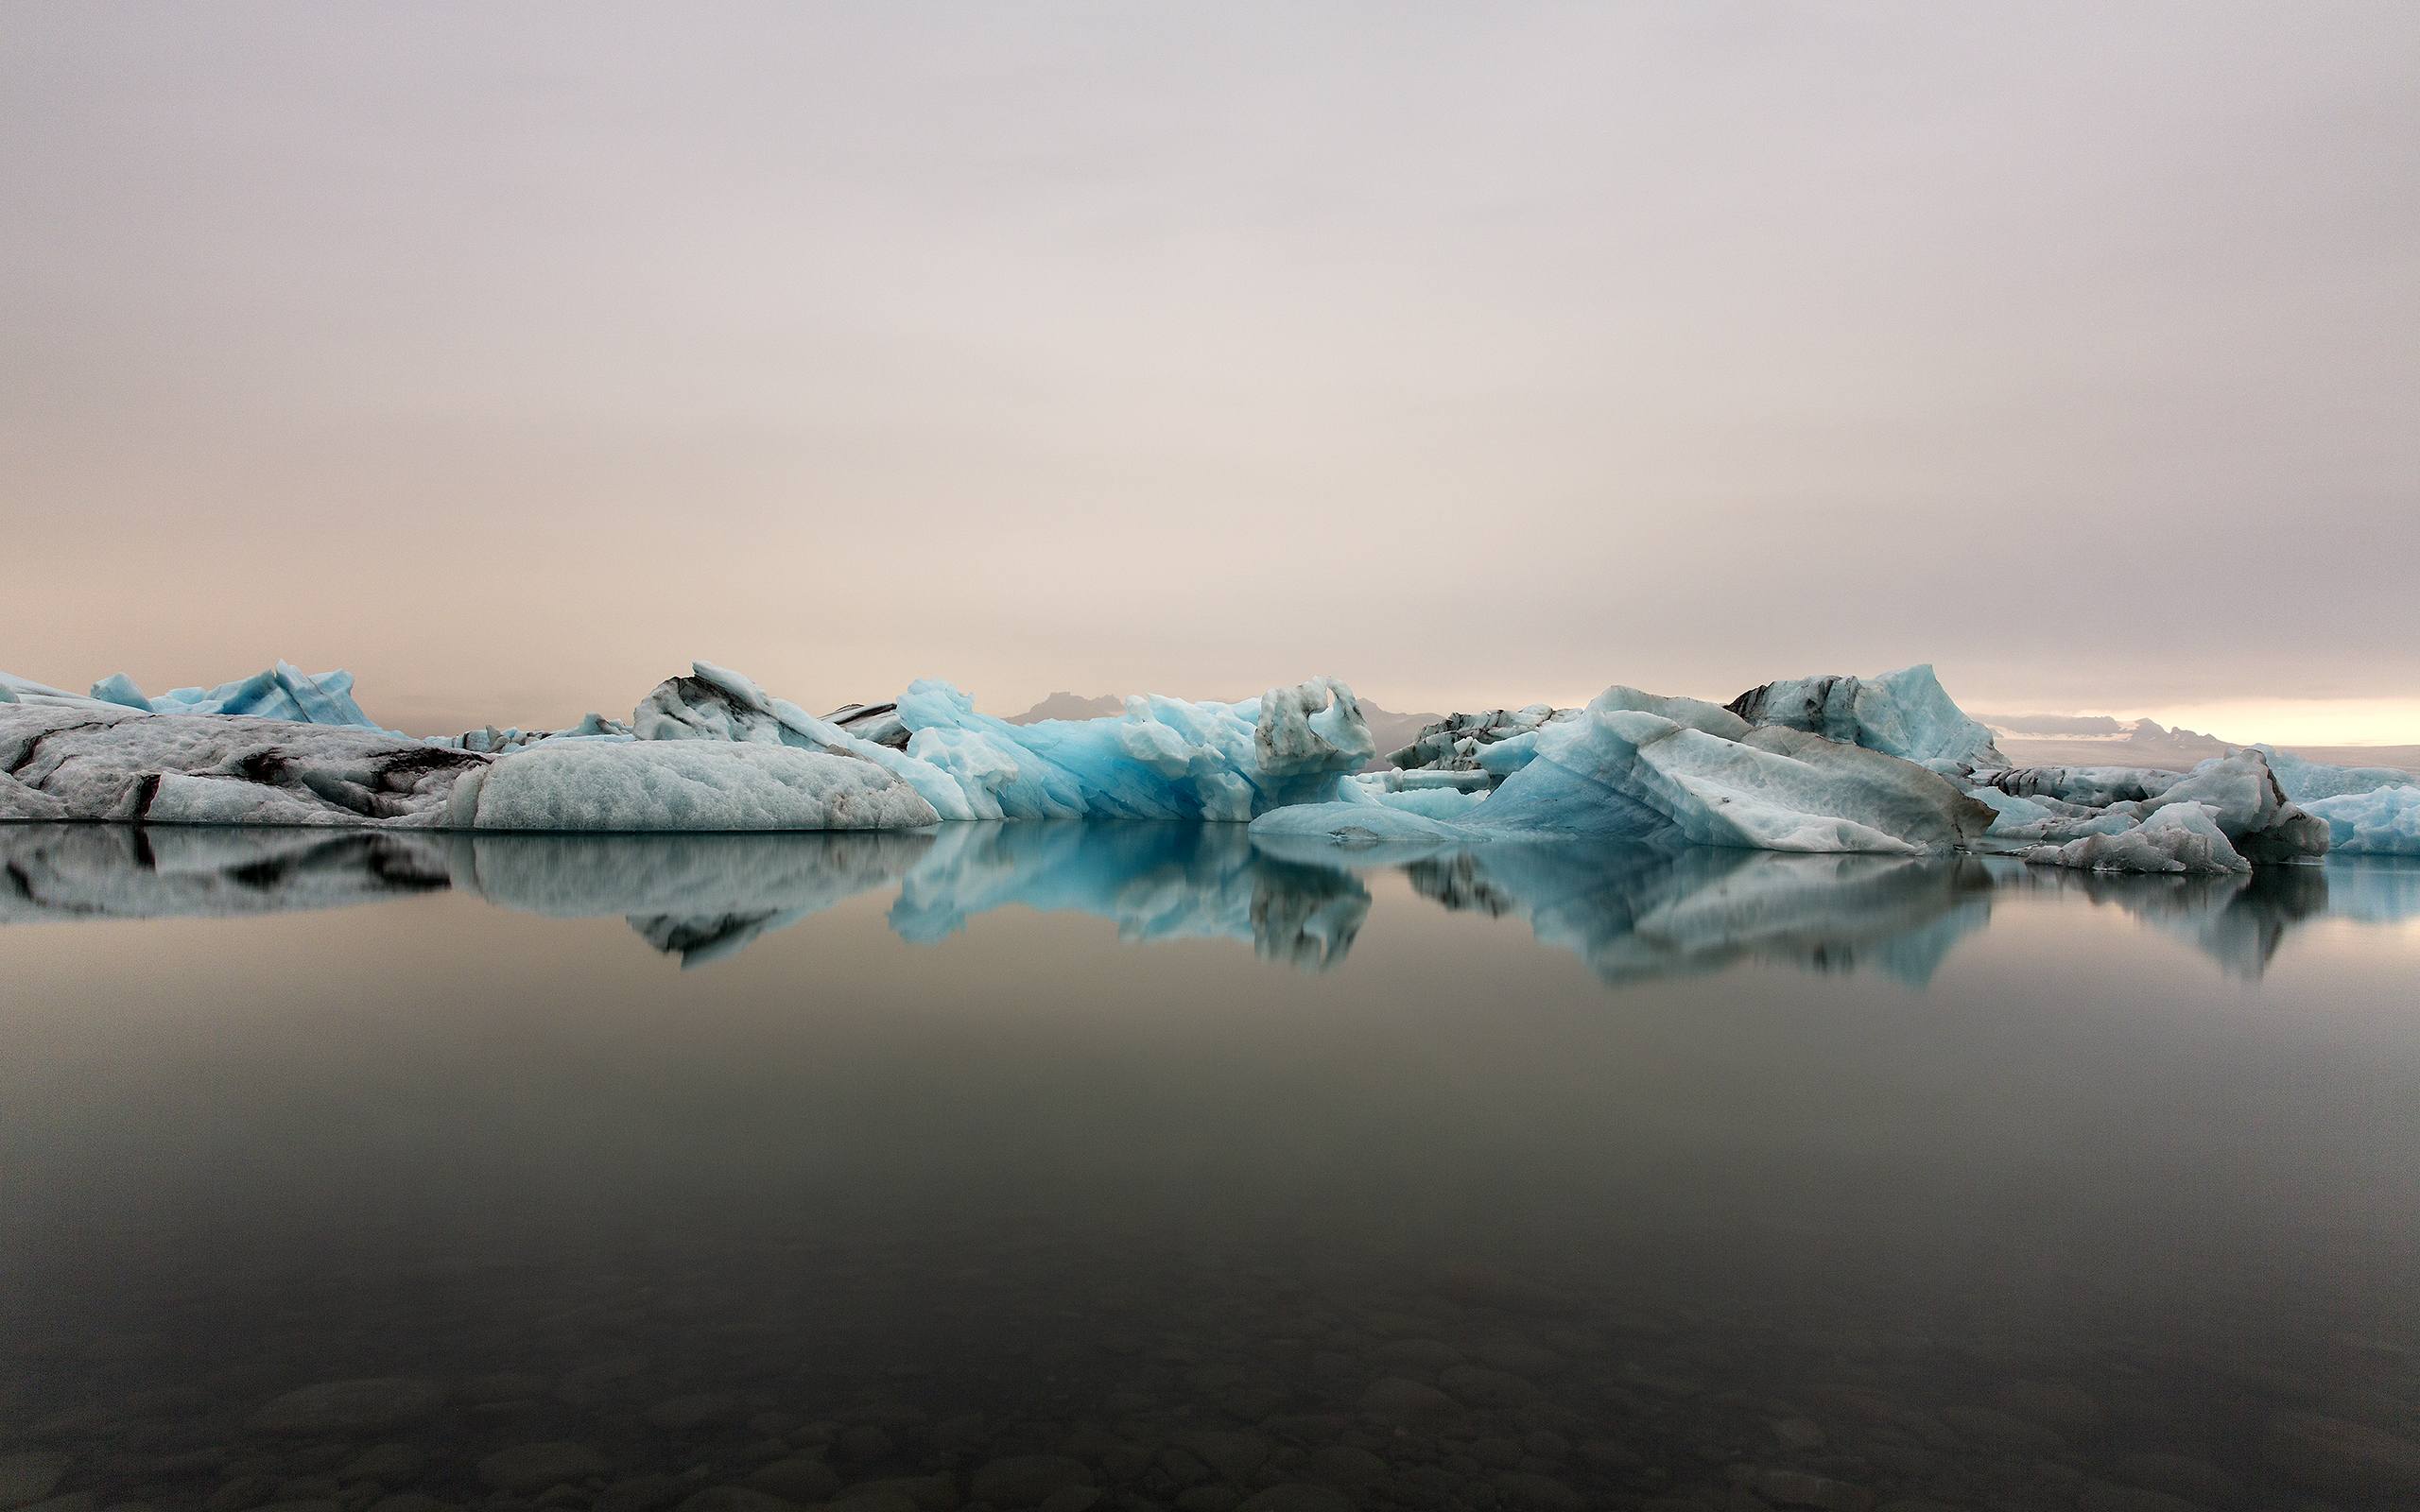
[888,822,1366,971]
[8,823,2415,984]
[2317,858,2420,925]
[1977,857,2419,981]
[1399,844,1997,988]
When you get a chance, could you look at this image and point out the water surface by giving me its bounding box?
[5,823,2417,1512]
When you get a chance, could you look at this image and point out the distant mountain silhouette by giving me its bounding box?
[1979,712,2420,776]
[1357,700,1448,764]
[1008,692,1128,724]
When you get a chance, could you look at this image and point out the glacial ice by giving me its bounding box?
[93,662,386,729]
[0,662,1378,837]
[1496,697,1994,852]
[1966,748,2330,871]
[454,739,942,833]
[0,697,939,833]
[0,671,109,709]
[0,653,2397,868]
[633,662,984,820]
[1726,664,2008,772]
[890,675,1373,820]
[0,702,481,827]
[2255,744,2418,803]
[1352,674,2346,874]
[2303,785,2420,855]
[1385,705,1570,772]
[631,662,1374,823]
[2016,800,2251,874]
[1266,686,1994,857]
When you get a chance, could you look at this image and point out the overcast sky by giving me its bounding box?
[6,4,2415,738]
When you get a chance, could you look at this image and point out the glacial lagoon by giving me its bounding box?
[5,824,2418,1511]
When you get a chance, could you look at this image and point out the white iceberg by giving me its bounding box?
[1969,748,2329,870]
[1,702,482,827]
[2015,799,2252,874]
[450,739,940,833]
[0,696,939,833]
[634,662,985,820]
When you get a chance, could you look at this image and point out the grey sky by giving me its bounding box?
[5,3,2414,735]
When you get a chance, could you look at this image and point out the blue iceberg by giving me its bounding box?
[89,662,386,729]
[1725,663,2008,772]
[1256,685,1995,857]
[2303,785,2420,856]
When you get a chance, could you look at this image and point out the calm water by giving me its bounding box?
[4,822,2418,1512]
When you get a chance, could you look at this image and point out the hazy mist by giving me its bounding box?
[6,4,2414,736]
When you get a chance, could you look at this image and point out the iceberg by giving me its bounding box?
[1,671,115,711]
[89,662,386,729]
[1,661,1377,835]
[1300,668,2342,875]
[633,662,985,819]
[0,699,937,833]
[632,662,1375,822]
[1,702,483,827]
[2303,784,2420,856]
[890,674,1373,820]
[1726,663,2008,772]
[431,713,632,754]
[2255,744,2418,804]
[2014,799,2252,874]
[1259,685,1994,857]
[1484,694,1994,852]
[1385,705,1572,774]
[1969,748,2330,870]
[450,739,940,833]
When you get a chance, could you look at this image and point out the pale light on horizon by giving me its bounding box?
[2116,697,2420,750]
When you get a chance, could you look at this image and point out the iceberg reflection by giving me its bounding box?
[1402,845,1998,988]
[460,829,938,967]
[8,820,2417,984]
[889,822,1368,970]
[0,822,449,921]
